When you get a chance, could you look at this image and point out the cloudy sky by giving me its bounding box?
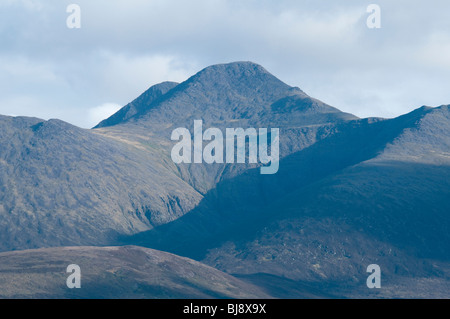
[1,0,449,128]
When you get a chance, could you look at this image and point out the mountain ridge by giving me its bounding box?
[93,62,357,132]
[0,61,449,298]
[94,81,180,129]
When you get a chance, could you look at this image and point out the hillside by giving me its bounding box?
[0,62,358,251]
[0,246,271,299]
[125,105,450,298]
[0,115,201,251]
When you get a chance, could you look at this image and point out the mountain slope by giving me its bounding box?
[0,115,202,251]
[124,106,438,255]
[1,62,449,299]
[93,61,358,193]
[203,105,450,298]
[94,81,179,129]
[0,62,358,252]
[0,246,271,299]
[124,105,450,298]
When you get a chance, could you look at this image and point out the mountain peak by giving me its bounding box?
[198,61,272,76]
[94,61,357,130]
[184,61,290,91]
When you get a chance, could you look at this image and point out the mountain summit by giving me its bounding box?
[94,62,357,132]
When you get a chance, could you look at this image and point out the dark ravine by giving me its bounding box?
[0,61,449,298]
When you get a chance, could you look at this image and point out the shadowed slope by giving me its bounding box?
[124,106,450,298]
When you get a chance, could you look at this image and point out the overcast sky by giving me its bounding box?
[1,0,450,128]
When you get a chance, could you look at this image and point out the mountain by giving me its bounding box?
[125,104,450,298]
[0,61,356,252]
[0,61,358,252]
[0,115,202,251]
[0,61,449,298]
[93,61,358,193]
[0,246,271,299]
[96,62,355,132]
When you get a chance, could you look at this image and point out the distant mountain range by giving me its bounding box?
[0,62,449,298]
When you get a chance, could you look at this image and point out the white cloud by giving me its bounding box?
[0,0,45,10]
[415,32,450,70]
[0,56,59,83]
[98,52,196,102]
[0,96,41,117]
[267,8,362,47]
[0,0,450,126]
[87,103,122,128]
